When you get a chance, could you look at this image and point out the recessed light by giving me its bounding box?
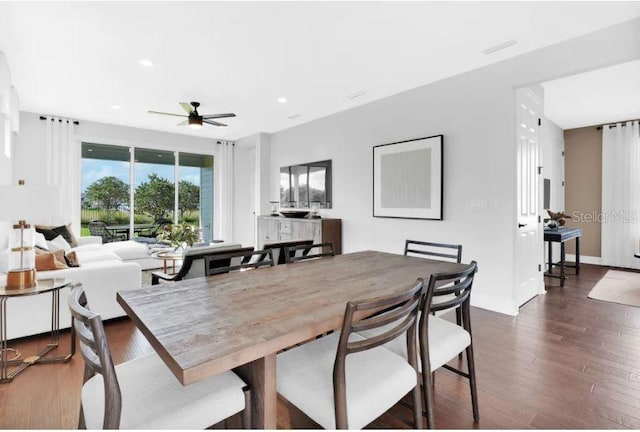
[138,59,154,67]
[482,40,518,55]
[277,97,288,104]
[111,105,121,110]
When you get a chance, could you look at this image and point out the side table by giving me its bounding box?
[0,278,76,383]
[151,250,183,275]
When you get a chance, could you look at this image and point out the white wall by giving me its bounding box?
[259,18,640,315]
[541,119,565,212]
[0,114,11,249]
[541,117,565,267]
[233,144,255,246]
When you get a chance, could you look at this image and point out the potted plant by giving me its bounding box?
[156,222,199,250]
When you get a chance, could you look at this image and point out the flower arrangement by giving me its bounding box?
[546,210,571,228]
[156,222,199,248]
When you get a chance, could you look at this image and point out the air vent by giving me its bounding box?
[346,90,367,100]
[482,39,518,55]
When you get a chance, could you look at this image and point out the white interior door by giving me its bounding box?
[515,87,544,307]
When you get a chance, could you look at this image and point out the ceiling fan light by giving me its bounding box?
[188,117,203,129]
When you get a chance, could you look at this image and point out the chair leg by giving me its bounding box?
[412,383,423,429]
[422,369,436,429]
[242,386,252,429]
[466,344,480,422]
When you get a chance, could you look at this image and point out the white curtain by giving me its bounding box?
[44,117,80,230]
[601,120,640,269]
[215,140,234,242]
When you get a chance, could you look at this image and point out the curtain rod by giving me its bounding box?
[39,115,79,125]
[596,119,639,130]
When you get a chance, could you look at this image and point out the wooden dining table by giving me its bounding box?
[116,250,468,428]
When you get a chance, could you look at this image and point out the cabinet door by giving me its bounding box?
[257,218,279,249]
[292,221,320,243]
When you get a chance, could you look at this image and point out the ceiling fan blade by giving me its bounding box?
[203,119,228,127]
[201,113,236,119]
[177,120,188,126]
[148,110,187,118]
[179,102,194,114]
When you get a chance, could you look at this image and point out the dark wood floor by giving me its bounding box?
[2,264,640,429]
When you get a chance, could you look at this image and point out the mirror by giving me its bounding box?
[280,160,332,209]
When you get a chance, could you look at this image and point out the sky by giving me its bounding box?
[81,159,201,192]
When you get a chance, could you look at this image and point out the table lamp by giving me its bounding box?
[0,180,59,289]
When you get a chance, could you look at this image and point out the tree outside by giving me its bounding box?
[134,173,175,222]
[83,174,200,227]
[179,180,200,214]
[85,176,129,219]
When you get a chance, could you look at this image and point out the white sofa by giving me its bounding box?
[0,237,143,340]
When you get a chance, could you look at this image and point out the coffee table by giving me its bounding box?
[151,250,183,275]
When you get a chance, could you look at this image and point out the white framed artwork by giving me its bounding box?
[373,135,443,220]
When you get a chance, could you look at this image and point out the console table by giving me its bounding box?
[0,278,75,382]
[544,227,582,287]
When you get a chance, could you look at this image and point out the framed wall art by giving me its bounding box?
[373,135,443,220]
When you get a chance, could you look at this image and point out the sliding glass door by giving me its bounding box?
[81,143,214,243]
[81,143,131,237]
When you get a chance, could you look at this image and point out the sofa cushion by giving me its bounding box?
[103,241,150,261]
[73,249,122,265]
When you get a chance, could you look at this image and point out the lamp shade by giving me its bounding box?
[0,184,60,223]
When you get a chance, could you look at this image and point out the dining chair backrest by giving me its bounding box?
[333,278,424,428]
[404,240,462,263]
[182,245,253,280]
[67,284,122,429]
[283,242,335,263]
[263,239,314,265]
[205,249,275,276]
[423,261,477,317]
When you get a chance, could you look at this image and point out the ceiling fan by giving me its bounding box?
[148,101,236,129]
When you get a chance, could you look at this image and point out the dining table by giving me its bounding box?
[116,250,468,428]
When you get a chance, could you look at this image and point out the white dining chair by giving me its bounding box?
[358,261,479,428]
[68,284,252,429]
[277,279,424,429]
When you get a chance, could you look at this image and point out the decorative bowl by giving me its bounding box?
[280,210,310,219]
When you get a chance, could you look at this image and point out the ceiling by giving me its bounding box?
[543,60,640,130]
[1,2,639,141]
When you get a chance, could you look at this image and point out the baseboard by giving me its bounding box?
[566,254,601,265]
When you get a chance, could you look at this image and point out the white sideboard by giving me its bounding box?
[256,216,342,254]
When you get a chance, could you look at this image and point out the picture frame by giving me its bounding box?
[373,135,443,220]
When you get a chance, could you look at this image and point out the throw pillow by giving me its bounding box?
[35,249,68,271]
[34,232,49,250]
[48,235,72,253]
[35,224,77,247]
[64,251,80,268]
